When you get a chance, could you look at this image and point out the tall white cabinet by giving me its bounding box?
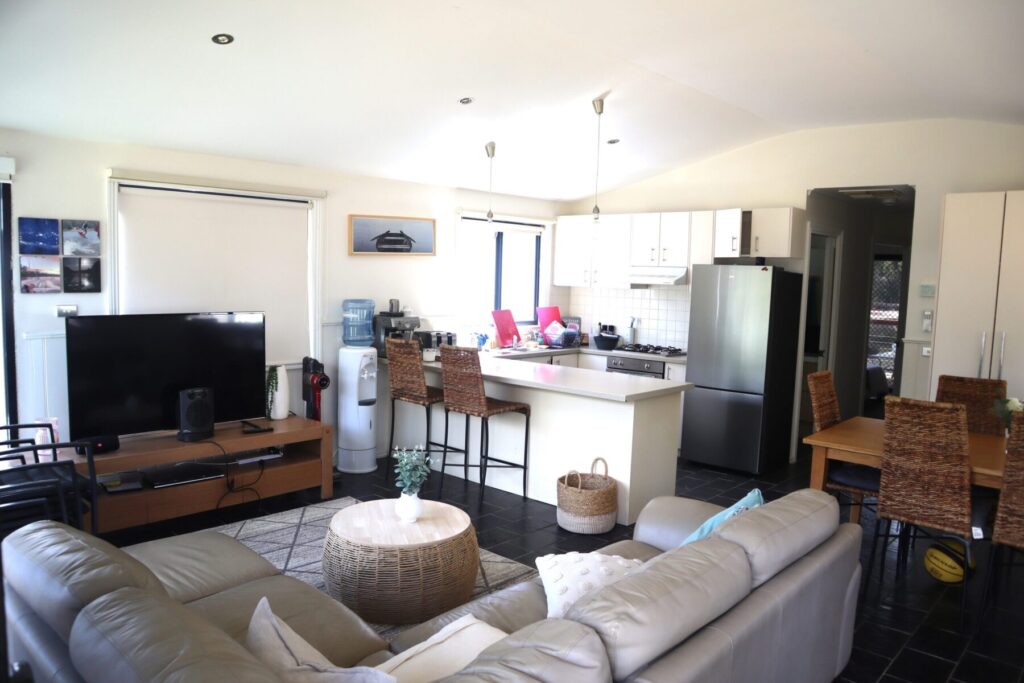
[931,191,1024,396]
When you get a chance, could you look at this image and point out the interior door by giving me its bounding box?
[931,193,1004,393]
[658,212,689,267]
[993,191,1024,391]
[629,213,660,267]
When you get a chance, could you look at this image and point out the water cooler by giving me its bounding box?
[336,346,378,473]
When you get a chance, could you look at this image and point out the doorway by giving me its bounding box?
[803,185,915,421]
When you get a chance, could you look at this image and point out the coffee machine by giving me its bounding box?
[372,299,420,358]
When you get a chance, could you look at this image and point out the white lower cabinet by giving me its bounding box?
[577,353,608,371]
[552,354,578,368]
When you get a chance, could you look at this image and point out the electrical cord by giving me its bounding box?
[197,438,266,512]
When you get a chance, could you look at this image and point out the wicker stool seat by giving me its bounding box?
[438,344,531,499]
[807,370,877,523]
[385,339,462,480]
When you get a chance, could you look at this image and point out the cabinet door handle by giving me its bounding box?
[731,235,737,253]
[754,236,760,253]
[978,331,987,378]
[998,331,1006,380]
[662,247,668,261]
[650,247,655,263]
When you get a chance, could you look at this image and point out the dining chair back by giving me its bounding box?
[936,375,1007,436]
[807,371,841,432]
[993,411,1024,550]
[879,396,972,538]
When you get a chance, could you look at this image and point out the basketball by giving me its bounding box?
[923,541,974,584]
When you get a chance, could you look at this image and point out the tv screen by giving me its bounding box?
[66,312,266,439]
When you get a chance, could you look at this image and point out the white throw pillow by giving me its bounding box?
[246,597,395,683]
[535,551,643,618]
[375,614,507,683]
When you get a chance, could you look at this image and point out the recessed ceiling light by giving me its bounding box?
[211,33,234,45]
[607,139,621,145]
[459,97,474,105]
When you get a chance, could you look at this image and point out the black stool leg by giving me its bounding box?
[439,409,450,497]
[479,417,490,498]
[424,403,432,457]
[521,411,530,499]
[463,414,470,483]
[386,397,397,481]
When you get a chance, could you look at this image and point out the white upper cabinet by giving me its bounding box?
[629,212,689,268]
[592,214,631,288]
[629,213,661,266]
[714,208,743,257]
[749,208,807,258]
[689,210,715,266]
[658,212,689,267]
[553,215,594,287]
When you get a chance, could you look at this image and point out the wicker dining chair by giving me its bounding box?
[807,371,879,524]
[866,396,983,629]
[438,344,530,499]
[981,411,1024,616]
[936,375,1007,436]
[384,338,449,479]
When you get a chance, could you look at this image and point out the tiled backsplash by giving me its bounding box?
[569,285,691,349]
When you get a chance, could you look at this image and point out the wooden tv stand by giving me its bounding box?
[70,416,334,533]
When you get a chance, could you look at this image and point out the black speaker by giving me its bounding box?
[177,387,214,442]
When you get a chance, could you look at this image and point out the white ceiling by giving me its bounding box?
[2,1,1022,200]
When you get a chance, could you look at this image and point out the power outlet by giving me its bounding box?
[922,346,932,357]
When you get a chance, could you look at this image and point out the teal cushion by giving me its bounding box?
[681,489,764,546]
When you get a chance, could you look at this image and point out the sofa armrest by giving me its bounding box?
[439,619,611,682]
[632,497,724,551]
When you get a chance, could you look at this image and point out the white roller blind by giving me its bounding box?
[116,186,310,364]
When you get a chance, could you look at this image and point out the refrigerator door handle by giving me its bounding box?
[978,330,987,378]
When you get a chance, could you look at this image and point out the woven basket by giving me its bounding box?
[556,458,617,534]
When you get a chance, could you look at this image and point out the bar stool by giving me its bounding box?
[384,338,457,479]
[438,344,530,499]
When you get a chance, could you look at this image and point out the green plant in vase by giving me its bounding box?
[994,397,1023,431]
[393,446,431,523]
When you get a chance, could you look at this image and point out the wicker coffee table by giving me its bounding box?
[322,499,479,624]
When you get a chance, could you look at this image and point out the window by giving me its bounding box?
[495,227,541,324]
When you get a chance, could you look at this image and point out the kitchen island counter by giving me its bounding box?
[378,356,689,524]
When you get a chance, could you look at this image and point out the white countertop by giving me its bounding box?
[486,347,687,363]
[418,356,691,402]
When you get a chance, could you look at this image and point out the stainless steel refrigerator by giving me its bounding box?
[681,265,802,474]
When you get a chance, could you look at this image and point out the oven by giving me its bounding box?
[606,355,666,378]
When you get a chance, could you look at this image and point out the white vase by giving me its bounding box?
[269,366,290,420]
[395,492,423,524]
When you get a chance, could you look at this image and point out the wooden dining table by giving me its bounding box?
[804,416,1006,492]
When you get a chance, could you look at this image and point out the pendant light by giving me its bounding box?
[485,141,496,221]
[591,97,604,221]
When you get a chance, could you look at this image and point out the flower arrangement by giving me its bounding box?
[994,397,1023,430]
[393,446,431,495]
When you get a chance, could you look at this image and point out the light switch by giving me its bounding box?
[922,310,933,333]
[919,283,936,298]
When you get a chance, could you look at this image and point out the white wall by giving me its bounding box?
[0,127,558,436]
[560,118,1024,398]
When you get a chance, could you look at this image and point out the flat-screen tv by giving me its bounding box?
[66,312,266,439]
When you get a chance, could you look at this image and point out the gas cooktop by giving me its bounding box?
[618,344,685,357]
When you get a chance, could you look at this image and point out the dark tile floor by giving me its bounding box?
[106,454,1024,683]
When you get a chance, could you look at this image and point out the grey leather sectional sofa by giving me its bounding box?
[3,488,860,682]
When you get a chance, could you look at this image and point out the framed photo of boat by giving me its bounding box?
[349,215,436,255]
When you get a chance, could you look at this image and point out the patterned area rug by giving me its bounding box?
[212,496,537,635]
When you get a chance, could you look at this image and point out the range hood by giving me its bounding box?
[629,266,688,287]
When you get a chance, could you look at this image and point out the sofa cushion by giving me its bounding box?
[2,520,167,643]
[376,614,506,683]
[245,597,393,683]
[535,552,643,618]
[187,574,387,668]
[566,537,751,681]
[439,618,610,682]
[712,488,839,588]
[390,577,547,654]
[632,497,725,551]
[596,539,661,563]
[125,530,279,603]
[68,587,279,683]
